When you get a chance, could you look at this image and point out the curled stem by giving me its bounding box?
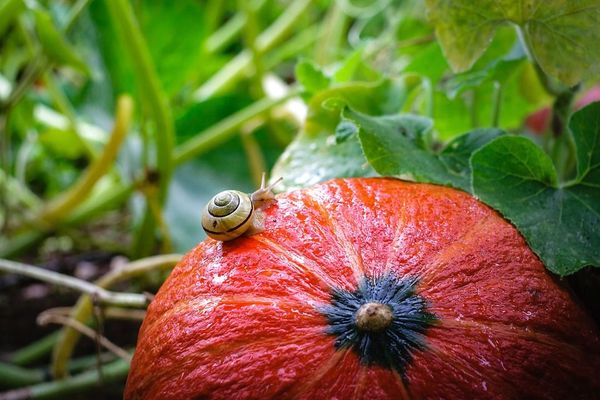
[37,311,131,362]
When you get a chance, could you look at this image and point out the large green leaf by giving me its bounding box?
[138,0,207,96]
[272,79,410,191]
[471,102,600,275]
[89,0,207,99]
[344,108,502,191]
[272,126,375,192]
[0,0,24,38]
[425,0,600,85]
[295,59,331,96]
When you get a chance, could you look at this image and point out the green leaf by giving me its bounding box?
[471,102,600,274]
[425,0,600,85]
[445,58,523,99]
[271,79,407,191]
[39,128,85,160]
[432,59,550,140]
[345,107,502,191]
[33,9,89,74]
[570,101,600,183]
[335,119,359,143]
[139,0,208,96]
[0,0,24,38]
[272,128,375,192]
[295,59,331,95]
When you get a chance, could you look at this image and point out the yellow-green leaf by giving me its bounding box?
[425,0,600,86]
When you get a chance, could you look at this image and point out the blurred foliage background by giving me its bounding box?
[3,0,581,259]
[1,0,599,398]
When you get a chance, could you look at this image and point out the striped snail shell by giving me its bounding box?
[201,190,254,241]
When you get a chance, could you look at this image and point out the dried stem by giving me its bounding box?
[37,312,131,362]
[51,254,181,379]
[0,258,148,307]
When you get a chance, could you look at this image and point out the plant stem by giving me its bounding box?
[0,359,129,400]
[0,259,149,307]
[175,89,298,164]
[0,179,136,259]
[37,313,131,362]
[313,2,348,65]
[10,332,60,367]
[469,89,479,128]
[51,254,181,379]
[0,169,41,210]
[63,0,92,32]
[145,191,173,254]
[0,56,46,112]
[239,0,265,98]
[194,0,313,100]
[105,0,174,203]
[204,0,268,55]
[0,363,45,389]
[241,129,267,187]
[42,72,96,159]
[263,24,320,69]
[39,96,132,224]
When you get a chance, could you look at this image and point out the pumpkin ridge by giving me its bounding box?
[413,337,520,397]
[304,188,365,283]
[284,348,350,397]
[140,296,221,338]
[418,214,498,285]
[351,367,368,400]
[412,319,600,397]
[440,318,599,361]
[142,295,319,339]
[251,236,340,290]
[138,297,324,363]
[383,194,411,275]
[391,368,413,400]
[136,333,333,400]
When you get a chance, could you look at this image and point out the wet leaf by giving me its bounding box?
[471,102,600,275]
[425,0,600,85]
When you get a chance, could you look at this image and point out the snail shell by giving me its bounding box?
[201,190,254,241]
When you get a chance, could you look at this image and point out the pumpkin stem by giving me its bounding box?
[355,302,393,332]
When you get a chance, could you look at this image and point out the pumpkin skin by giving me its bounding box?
[125,178,600,400]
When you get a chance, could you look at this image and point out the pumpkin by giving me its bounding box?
[125,178,600,399]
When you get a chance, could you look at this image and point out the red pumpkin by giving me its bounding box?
[125,178,600,400]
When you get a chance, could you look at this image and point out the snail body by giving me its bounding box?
[201,175,282,241]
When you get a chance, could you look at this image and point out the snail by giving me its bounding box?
[201,174,283,241]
